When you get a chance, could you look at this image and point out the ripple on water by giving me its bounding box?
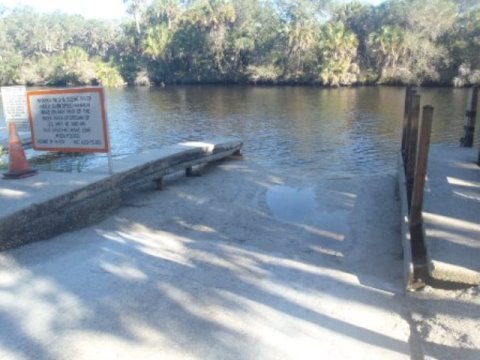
[3,86,468,176]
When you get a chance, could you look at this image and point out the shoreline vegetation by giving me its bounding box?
[0,0,479,88]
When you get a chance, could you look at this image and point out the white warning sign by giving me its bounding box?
[27,87,110,153]
[1,86,28,124]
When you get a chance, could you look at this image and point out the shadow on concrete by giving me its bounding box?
[423,146,480,285]
[0,160,477,359]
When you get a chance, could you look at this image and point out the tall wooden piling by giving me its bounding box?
[409,105,434,285]
[460,87,478,147]
[410,106,434,229]
[402,87,416,157]
[405,94,421,203]
[478,144,480,166]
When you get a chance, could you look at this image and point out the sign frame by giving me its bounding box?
[26,87,110,153]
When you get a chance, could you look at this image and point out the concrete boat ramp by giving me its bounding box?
[398,143,480,288]
[0,153,416,359]
[0,138,479,359]
[0,137,242,249]
[422,145,480,285]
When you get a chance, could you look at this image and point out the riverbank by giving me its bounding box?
[0,156,478,359]
[2,0,479,92]
[2,80,475,89]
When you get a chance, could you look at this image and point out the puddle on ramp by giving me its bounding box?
[266,185,317,222]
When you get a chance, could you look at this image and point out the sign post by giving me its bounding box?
[27,87,113,174]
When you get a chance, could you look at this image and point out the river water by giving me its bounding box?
[1,86,470,177]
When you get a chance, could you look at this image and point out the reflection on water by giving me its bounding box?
[266,185,317,222]
[0,86,471,177]
[28,152,99,173]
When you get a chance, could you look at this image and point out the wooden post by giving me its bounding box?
[478,144,480,166]
[410,106,434,228]
[409,106,434,273]
[155,177,164,190]
[406,94,421,204]
[402,87,415,157]
[185,166,202,177]
[460,86,478,147]
[404,90,417,168]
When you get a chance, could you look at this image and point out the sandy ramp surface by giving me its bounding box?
[0,160,473,359]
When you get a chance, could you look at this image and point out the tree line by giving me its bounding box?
[0,0,479,87]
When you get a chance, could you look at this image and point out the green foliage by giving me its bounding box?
[448,7,480,85]
[19,57,56,85]
[365,0,456,85]
[0,20,22,84]
[49,47,95,86]
[0,7,125,87]
[367,26,408,83]
[319,23,359,86]
[0,0,479,87]
[93,60,125,87]
[247,64,282,83]
[0,51,22,85]
[143,24,173,60]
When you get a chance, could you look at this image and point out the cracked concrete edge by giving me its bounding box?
[397,153,415,291]
[0,138,242,250]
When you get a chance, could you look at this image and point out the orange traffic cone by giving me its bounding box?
[3,122,37,179]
